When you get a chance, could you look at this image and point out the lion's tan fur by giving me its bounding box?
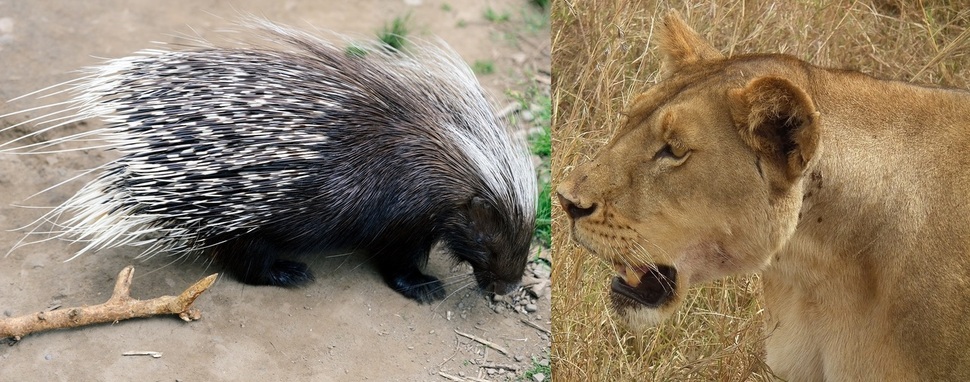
[558,13,970,381]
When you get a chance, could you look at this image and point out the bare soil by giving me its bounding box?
[0,1,550,381]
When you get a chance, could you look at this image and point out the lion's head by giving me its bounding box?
[557,13,821,330]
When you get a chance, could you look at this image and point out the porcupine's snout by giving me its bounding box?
[472,242,530,296]
[458,196,533,297]
[483,277,521,296]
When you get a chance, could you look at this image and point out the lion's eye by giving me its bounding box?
[653,144,689,161]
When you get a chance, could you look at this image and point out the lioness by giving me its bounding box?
[557,13,970,381]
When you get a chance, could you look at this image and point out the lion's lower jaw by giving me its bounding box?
[614,305,674,331]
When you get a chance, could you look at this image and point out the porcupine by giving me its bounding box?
[0,19,537,304]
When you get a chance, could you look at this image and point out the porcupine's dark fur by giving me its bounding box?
[0,20,537,303]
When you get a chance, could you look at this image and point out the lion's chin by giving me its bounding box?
[610,264,679,330]
[615,305,672,329]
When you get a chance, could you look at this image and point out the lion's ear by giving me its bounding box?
[728,77,820,180]
[657,11,723,76]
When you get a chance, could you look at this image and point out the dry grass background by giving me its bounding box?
[550,0,969,381]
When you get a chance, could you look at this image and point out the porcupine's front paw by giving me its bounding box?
[383,269,446,303]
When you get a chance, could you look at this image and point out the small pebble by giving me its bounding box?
[533,372,546,382]
[525,303,538,313]
[514,355,525,362]
[530,281,549,298]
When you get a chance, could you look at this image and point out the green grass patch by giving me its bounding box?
[472,60,495,75]
[521,356,551,381]
[344,45,367,58]
[521,90,551,247]
[534,173,551,247]
[484,7,511,23]
[527,97,551,158]
[523,6,550,32]
[378,14,411,51]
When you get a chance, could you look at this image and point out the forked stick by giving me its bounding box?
[0,266,217,341]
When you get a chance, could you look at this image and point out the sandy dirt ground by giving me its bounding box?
[0,1,551,381]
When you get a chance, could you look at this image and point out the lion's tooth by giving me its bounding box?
[624,266,641,288]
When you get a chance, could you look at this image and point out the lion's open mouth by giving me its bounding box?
[610,264,677,308]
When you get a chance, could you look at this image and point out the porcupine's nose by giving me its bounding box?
[557,192,596,220]
[489,279,521,296]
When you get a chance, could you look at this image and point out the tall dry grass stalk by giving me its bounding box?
[551,0,969,380]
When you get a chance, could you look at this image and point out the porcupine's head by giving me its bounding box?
[448,191,536,296]
[403,40,537,297]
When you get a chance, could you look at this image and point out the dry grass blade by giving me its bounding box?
[913,24,970,83]
[551,0,968,380]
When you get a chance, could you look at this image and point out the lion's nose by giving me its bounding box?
[558,192,596,220]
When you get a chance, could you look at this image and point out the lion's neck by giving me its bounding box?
[773,71,970,286]
[763,72,970,376]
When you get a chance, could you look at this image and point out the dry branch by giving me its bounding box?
[454,329,509,356]
[122,351,163,358]
[481,363,520,372]
[519,318,550,335]
[437,372,465,381]
[436,372,494,382]
[0,266,217,341]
